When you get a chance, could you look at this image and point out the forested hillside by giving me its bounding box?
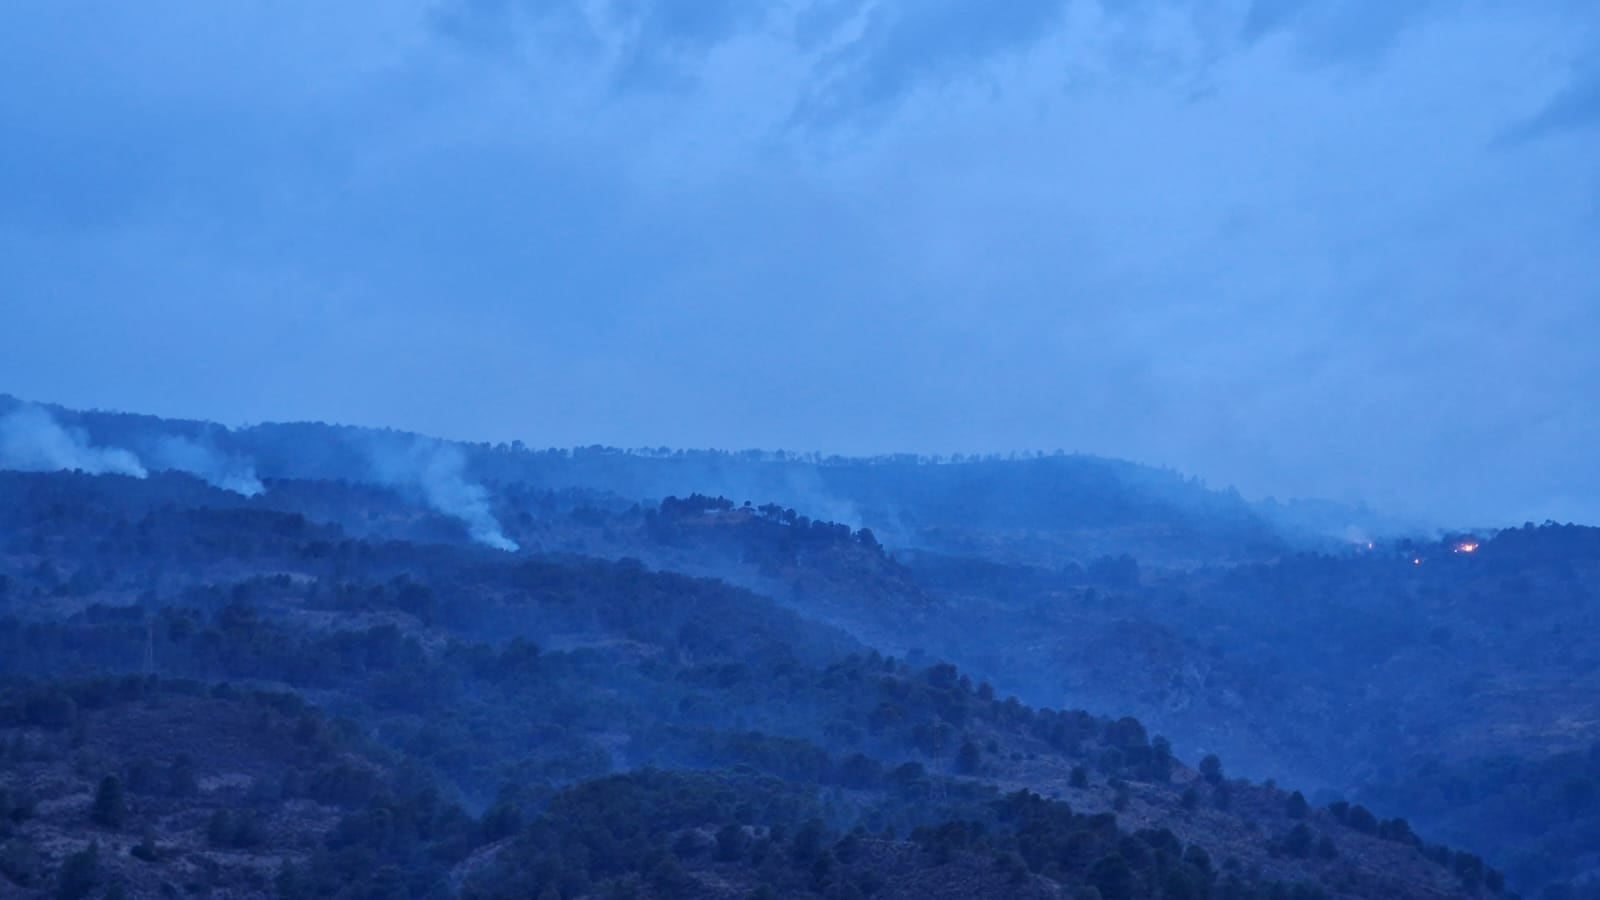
[3,395,1292,566]
[0,461,1502,899]
[3,400,1596,897]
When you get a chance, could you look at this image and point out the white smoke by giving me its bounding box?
[370,438,518,552]
[150,435,265,496]
[0,406,148,478]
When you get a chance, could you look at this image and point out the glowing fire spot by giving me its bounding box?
[1455,543,1479,554]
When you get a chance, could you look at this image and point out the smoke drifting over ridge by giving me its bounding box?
[148,435,265,497]
[369,437,518,552]
[0,402,267,496]
[0,406,148,478]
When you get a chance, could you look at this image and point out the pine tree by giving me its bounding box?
[1285,791,1310,819]
[56,841,99,900]
[90,777,125,829]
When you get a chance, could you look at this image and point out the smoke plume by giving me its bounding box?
[0,406,148,478]
[370,437,518,551]
[150,435,265,496]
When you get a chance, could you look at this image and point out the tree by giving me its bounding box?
[994,850,1029,884]
[1378,817,1415,845]
[791,819,827,864]
[56,842,99,900]
[834,831,861,864]
[1346,804,1378,834]
[207,810,234,848]
[22,690,77,729]
[123,759,159,795]
[480,801,522,842]
[648,854,691,894]
[1282,823,1314,858]
[1213,784,1232,811]
[91,777,125,829]
[167,755,197,798]
[1089,853,1136,900]
[130,828,161,862]
[275,862,308,899]
[0,838,41,886]
[1147,736,1174,783]
[1199,754,1224,785]
[956,740,982,775]
[716,823,749,862]
[1285,791,1309,819]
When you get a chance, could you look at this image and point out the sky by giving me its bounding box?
[1,0,1598,526]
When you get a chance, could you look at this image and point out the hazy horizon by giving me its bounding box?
[2,1,1597,526]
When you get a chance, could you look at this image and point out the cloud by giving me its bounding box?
[613,0,772,63]
[797,0,1068,124]
[1502,67,1600,142]
[1238,0,1442,63]
[430,0,603,57]
[0,0,1597,528]
[0,406,147,478]
[429,0,1072,117]
[431,0,772,89]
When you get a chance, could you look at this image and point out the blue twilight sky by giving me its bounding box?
[1,0,1597,526]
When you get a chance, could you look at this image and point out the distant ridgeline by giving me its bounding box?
[0,394,1299,566]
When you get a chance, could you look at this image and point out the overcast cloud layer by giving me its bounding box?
[1,0,1597,526]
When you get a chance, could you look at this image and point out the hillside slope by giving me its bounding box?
[0,468,1504,899]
